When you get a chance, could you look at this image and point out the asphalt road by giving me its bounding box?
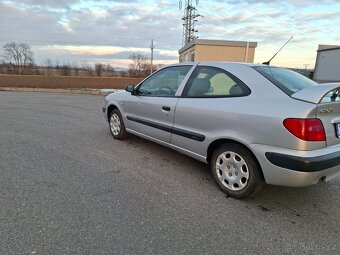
[0,92,339,255]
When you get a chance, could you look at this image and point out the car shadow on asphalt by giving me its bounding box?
[246,182,339,211]
[113,133,339,221]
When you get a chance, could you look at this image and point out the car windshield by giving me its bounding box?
[254,66,318,95]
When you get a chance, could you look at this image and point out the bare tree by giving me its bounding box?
[59,64,71,76]
[33,64,41,75]
[128,53,149,78]
[105,64,114,77]
[128,53,161,78]
[81,63,94,76]
[72,62,79,76]
[95,63,104,77]
[3,42,34,74]
[154,64,164,71]
[44,58,53,76]
[119,69,128,77]
[0,60,10,74]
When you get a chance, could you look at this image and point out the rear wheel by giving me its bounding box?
[109,109,127,139]
[211,143,263,198]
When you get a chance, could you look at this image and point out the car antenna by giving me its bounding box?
[262,36,293,65]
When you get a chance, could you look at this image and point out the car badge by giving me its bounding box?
[320,108,333,114]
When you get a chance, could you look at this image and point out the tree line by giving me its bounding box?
[0,42,163,78]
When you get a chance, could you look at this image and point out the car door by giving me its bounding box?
[171,65,251,157]
[124,65,194,143]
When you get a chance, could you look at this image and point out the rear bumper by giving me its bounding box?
[250,144,340,187]
[265,150,340,172]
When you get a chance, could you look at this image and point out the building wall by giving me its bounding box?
[179,47,196,62]
[314,48,340,82]
[318,45,340,51]
[195,45,255,62]
[179,44,256,63]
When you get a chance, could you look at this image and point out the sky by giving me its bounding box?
[0,0,339,69]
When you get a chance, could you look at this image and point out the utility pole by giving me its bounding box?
[150,39,154,74]
[179,0,202,46]
[303,64,310,75]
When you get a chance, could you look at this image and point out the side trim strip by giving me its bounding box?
[126,115,205,142]
[172,127,205,142]
[265,151,340,172]
[127,115,172,133]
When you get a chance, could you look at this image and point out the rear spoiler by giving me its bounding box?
[291,83,340,104]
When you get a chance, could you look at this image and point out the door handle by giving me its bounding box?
[162,106,171,111]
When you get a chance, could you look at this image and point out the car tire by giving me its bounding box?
[211,143,264,199]
[109,109,127,140]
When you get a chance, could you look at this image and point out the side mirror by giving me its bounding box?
[125,84,135,94]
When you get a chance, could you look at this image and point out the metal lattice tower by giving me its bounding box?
[180,0,201,46]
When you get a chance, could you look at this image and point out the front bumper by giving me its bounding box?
[250,143,340,187]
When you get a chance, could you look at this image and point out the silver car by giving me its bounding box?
[102,62,340,198]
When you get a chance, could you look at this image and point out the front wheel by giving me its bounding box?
[211,143,264,199]
[109,109,127,140]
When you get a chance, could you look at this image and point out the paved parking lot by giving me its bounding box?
[0,92,339,254]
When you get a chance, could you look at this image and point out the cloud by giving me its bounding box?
[33,44,178,67]
[0,0,183,66]
[305,10,340,20]
[227,0,339,7]
[5,0,80,8]
[0,1,182,49]
[1,0,339,68]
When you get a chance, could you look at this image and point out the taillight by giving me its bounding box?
[283,118,326,141]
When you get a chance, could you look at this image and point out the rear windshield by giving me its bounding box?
[254,66,317,95]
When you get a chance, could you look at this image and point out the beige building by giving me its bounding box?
[314,44,340,82]
[179,39,257,63]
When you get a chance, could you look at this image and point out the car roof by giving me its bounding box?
[171,62,276,68]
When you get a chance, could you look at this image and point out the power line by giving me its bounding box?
[235,1,314,51]
[179,0,203,46]
[233,1,321,52]
[198,4,314,53]
[0,38,129,47]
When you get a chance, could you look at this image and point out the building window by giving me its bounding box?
[190,50,195,62]
[184,53,189,62]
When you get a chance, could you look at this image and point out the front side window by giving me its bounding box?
[183,66,251,98]
[137,65,192,97]
[254,66,317,95]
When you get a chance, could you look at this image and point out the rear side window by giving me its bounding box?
[183,66,251,98]
[254,66,317,95]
